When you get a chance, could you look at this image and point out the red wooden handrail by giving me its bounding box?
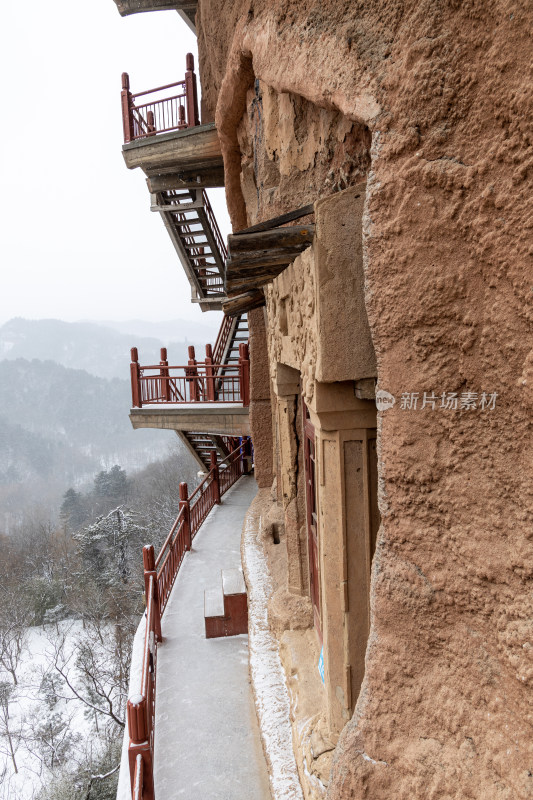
[121,53,200,143]
[212,315,234,366]
[129,351,250,408]
[125,442,250,799]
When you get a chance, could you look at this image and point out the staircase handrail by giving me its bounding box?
[201,190,227,261]
[125,442,250,799]
[212,315,234,366]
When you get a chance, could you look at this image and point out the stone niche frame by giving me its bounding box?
[307,383,378,735]
[273,362,308,597]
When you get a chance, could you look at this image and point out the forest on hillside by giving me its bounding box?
[0,318,207,798]
[0,317,217,528]
[0,450,199,800]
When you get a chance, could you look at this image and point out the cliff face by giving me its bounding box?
[197,1,533,797]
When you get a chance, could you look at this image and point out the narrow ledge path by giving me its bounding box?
[153,476,271,800]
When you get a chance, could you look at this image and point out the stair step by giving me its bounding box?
[204,587,224,618]
[204,568,248,639]
[222,568,246,596]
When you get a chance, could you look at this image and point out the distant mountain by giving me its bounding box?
[0,358,180,520]
[96,317,220,345]
[0,414,94,486]
[0,318,218,381]
[0,358,133,446]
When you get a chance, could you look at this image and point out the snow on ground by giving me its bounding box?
[116,615,146,800]
[242,506,305,800]
[0,619,115,800]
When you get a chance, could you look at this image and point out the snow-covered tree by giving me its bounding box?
[0,681,20,775]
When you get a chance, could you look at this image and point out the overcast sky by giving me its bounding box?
[0,0,229,325]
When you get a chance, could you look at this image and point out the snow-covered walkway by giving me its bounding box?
[153,475,271,800]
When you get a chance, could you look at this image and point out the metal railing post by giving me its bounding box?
[146,109,156,136]
[186,346,199,401]
[210,451,221,505]
[127,699,154,800]
[184,52,200,127]
[130,347,142,408]
[160,347,170,402]
[179,482,191,550]
[239,342,250,407]
[143,545,162,642]
[121,72,134,143]
[205,344,215,401]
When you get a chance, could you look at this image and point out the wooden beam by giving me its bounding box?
[224,264,289,290]
[114,0,197,17]
[225,276,275,295]
[228,225,315,254]
[146,166,225,192]
[226,262,290,282]
[222,290,266,317]
[122,123,223,174]
[233,204,314,235]
[225,246,307,272]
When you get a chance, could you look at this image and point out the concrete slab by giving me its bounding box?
[130,405,250,436]
[153,476,271,800]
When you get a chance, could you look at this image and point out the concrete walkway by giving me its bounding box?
[153,476,272,800]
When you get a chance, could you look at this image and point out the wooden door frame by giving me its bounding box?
[302,400,321,639]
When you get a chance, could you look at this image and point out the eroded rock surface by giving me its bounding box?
[198,1,533,797]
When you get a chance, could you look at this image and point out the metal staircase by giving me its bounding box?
[177,314,248,470]
[180,433,240,470]
[219,315,249,372]
[151,188,227,310]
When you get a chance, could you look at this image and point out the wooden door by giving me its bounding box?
[303,402,321,637]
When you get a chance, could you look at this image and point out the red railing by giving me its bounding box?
[130,344,250,408]
[212,315,234,366]
[121,53,200,144]
[125,443,251,799]
[202,190,227,262]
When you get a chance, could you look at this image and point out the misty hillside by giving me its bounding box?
[0,414,95,486]
[0,358,177,520]
[0,358,134,445]
[98,317,220,344]
[0,318,217,380]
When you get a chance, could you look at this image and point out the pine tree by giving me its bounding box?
[60,488,86,530]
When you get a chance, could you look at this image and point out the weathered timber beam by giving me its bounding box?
[225,276,277,295]
[225,264,290,291]
[225,246,308,272]
[222,290,266,317]
[114,0,196,16]
[122,124,222,173]
[146,166,224,192]
[226,263,290,283]
[233,204,314,235]
[228,225,315,254]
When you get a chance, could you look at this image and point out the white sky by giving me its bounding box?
[0,0,230,325]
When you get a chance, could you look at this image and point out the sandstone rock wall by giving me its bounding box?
[198,1,533,797]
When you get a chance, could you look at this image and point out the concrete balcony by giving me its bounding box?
[113,1,198,32]
[129,342,251,439]
[120,56,223,189]
[129,403,250,437]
